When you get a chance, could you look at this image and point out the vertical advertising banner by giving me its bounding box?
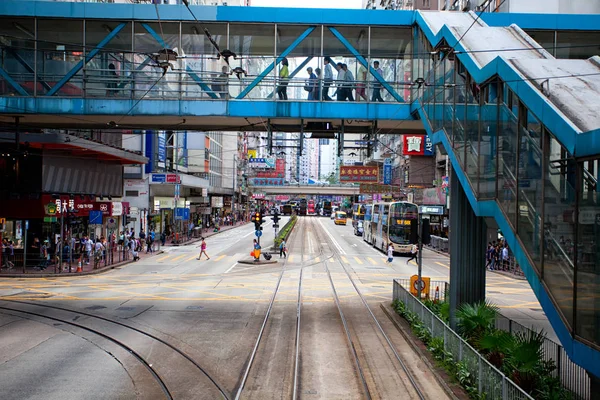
[383,158,392,185]
[158,131,166,163]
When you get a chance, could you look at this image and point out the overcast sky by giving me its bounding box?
[251,0,363,9]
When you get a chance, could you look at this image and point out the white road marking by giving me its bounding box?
[317,218,346,255]
[225,262,238,274]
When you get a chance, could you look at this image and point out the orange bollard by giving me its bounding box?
[76,257,82,273]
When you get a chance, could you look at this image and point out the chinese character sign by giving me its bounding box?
[402,135,433,156]
[340,166,378,182]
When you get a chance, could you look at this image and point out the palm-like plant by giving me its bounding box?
[456,301,499,345]
[504,330,546,394]
[478,330,515,368]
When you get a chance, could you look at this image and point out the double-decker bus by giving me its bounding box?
[298,200,307,216]
[322,201,332,217]
[362,204,374,242]
[371,201,419,253]
[352,203,366,229]
[307,200,316,215]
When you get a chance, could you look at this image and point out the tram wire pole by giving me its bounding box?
[417,211,423,299]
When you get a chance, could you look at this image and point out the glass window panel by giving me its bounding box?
[517,124,543,273]
[543,135,575,328]
[277,25,320,101]
[498,104,518,226]
[132,22,180,99]
[524,30,555,57]
[465,76,480,195]
[479,82,498,199]
[0,18,36,95]
[181,23,227,100]
[371,27,411,102]
[37,19,84,96]
[442,58,455,136]
[575,158,600,344]
[453,61,468,169]
[556,30,600,59]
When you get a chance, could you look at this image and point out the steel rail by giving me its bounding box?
[0,305,173,400]
[0,299,229,400]
[314,217,426,400]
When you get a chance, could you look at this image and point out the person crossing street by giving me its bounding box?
[406,243,418,264]
[279,239,287,259]
[197,238,210,260]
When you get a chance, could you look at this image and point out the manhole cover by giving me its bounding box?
[186,306,204,310]
[84,305,106,311]
[116,307,135,311]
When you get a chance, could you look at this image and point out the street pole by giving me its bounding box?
[59,207,64,273]
[232,154,236,220]
[23,221,27,274]
[417,212,423,299]
[173,131,180,243]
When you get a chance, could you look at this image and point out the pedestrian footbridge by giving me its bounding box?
[1,0,600,381]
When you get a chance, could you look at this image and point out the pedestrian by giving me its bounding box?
[406,243,418,265]
[371,60,384,102]
[160,231,166,247]
[485,242,493,270]
[276,57,289,100]
[253,239,261,261]
[322,57,333,100]
[62,239,71,271]
[197,238,210,260]
[84,236,93,265]
[106,63,118,96]
[502,244,509,271]
[279,239,287,259]
[218,65,229,99]
[41,239,50,270]
[386,243,394,264]
[146,234,153,253]
[356,61,368,101]
[305,67,317,100]
[342,64,354,101]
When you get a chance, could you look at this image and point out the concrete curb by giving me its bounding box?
[237,259,278,265]
[379,302,468,400]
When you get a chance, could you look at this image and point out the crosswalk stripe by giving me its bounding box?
[316,257,321,262]
[186,255,199,261]
[435,261,449,269]
[329,257,335,263]
[353,256,363,264]
[289,255,295,262]
[215,255,226,261]
[171,254,188,262]
[157,255,171,262]
[367,257,377,264]
[341,256,350,264]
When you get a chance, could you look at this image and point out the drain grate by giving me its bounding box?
[84,305,106,311]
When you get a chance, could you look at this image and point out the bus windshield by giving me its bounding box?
[389,202,418,244]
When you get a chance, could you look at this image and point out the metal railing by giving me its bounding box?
[393,280,534,400]
[429,235,449,252]
[494,314,590,400]
[395,278,449,301]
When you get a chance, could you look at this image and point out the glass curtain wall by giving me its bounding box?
[0,18,37,96]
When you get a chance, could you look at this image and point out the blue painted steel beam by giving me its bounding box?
[46,22,126,96]
[237,26,316,99]
[327,27,404,103]
[186,66,219,99]
[266,56,313,99]
[0,66,28,96]
[5,48,51,91]
[141,23,167,49]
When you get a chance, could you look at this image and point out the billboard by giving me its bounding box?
[402,135,434,156]
[250,178,285,186]
[383,158,392,185]
[340,166,379,182]
[248,157,276,169]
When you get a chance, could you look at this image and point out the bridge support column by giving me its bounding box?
[449,169,487,330]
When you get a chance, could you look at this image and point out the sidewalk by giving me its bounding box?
[423,244,526,281]
[0,222,251,278]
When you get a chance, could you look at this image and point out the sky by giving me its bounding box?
[251,0,363,9]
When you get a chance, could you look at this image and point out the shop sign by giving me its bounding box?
[383,158,392,185]
[151,173,181,184]
[111,202,123,216]
[198,207,211,215]
[211,197,224,208]
[45,203,58,215]
[107,218,117,229]
[97,202,111,215]
[419,205,444,215]
[43,217,57,222]
[359,183,399,194]
[402,135,434,156]
[249,178,285,186]
[340,166,379,183]
[252,193,266,199]
[202,188,208,197]
[248,158,276,169]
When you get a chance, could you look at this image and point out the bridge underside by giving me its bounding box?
[250,185,359,196]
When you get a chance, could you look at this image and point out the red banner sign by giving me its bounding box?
[402,134,434,156]
[340,166,379,182]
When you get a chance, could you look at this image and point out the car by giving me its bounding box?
[354,221,364,236]
[334,211,347,225]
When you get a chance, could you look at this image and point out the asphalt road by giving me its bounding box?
[0,216,552,399]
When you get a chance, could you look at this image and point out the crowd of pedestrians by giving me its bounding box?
[485,239,511,271]
[275,57,387,102]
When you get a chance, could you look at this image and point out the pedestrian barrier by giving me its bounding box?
[395,279,590,400]
[429,235,449,252]
[393,280,533,400]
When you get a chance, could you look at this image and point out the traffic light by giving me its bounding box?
[253,212,263,231]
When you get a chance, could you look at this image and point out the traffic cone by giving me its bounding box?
[76,257,82,273]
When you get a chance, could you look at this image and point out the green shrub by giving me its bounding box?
[274,215,297,249]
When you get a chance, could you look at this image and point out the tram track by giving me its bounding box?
[0,299,229,400]
[308,217,427,400]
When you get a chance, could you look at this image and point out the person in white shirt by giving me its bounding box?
[386,243,395,264]
[371,60,385,102]
[84,237,93,265]
[334,62,346,101]
[502,245,509,270]
[406,244,418,265]
[322,57,334,100]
